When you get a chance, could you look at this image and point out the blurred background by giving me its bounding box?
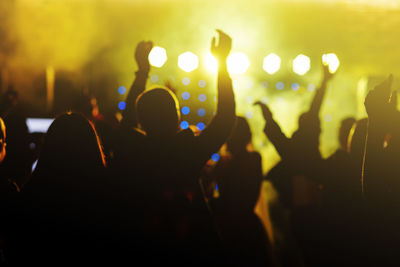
[1,0,400,172]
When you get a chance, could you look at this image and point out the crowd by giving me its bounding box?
[0,30,398,266]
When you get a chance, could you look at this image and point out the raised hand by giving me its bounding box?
[254,101,273,120]
[135,41,153,72]
[211,29,232,61]
[322,63,334,84]
[364,75,393,119]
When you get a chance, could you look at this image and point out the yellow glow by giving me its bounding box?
[227,52,250,75]
[148,46,167,68]
[204,52,218,73]
[293,54,311,75]
[263,53,281,74]
[322,53,340,73]
[178,51,199,72]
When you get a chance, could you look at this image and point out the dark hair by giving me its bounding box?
[226,116,252,155]
[33,112,105,177]
[136,87,180,137]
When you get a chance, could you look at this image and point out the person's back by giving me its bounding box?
[14,113,110,264]
[112,31,236,263]
[209,117,272,265]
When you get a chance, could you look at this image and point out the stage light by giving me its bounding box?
[227,52,250,75]
[324,114,333,122]
[197,108,206,117]
[150,75,159,83]
[307,84,316,92]
[197,122,205,131]
[245,111,253,119]
[291,83,300,91]
[182,77,190,85]
[118,101,126,110]
[180,121,189,129]
[182,92,190,100]
[178,51,199,72]
[118,86,126,95]
[211,153,220,162]
[263,53,281,74]
[198,94,207,102]
[276,82,284,90]
[293,54,311,75]
[181,106,190,115]
[148,46,167,68]
[198,80,207,88]
[322,53,340,73]
[205,53,218,73]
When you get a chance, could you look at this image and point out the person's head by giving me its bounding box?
[136,87,180,137]
[226,116,252,155]
[339,117,356,151]
[34,112,105,177]
[0,117,6,163]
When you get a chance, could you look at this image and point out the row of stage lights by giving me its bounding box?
[148,46,340,75]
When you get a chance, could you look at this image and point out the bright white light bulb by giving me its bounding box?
[322,53,340,73]
[293,54,311,75]
[148,46,167,68]
[263,53,281,74]
[227,52,250,75]
[178,51,199,72]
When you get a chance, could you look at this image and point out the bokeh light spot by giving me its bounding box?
[198,80,207,88]
[227,52,250,75]
[322,53,340,73]
[118,86,126,95]
[148,46,167,68]
[178,51,199,72]
[211,153,220,162]
[307,84,316,92]
[182,77,190,85]
[150,74,159,83]
[293,54,311,75]
[182,92,190,100]
[181,106,190,115]
[324,114,333,122]
[276,82,284,90]
[197,122,206,131]
[197,108,206,117]
[198,94,207,102]
[180,121,189,129]
[118,101,126,110]
[263,53,281,74]
[245,111,253,119]
[246,95,254,104]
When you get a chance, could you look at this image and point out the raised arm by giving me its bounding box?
[362,75,395,202]
[255,101,291,159]
[120,41,153,129]
[196,30,236,155]
[308,64,334,117]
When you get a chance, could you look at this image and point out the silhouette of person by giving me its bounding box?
[17,112,109,264]
[255,64,334,208]
[112,30,236,264]
[362,75,400,265]
[210,116,273,265]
